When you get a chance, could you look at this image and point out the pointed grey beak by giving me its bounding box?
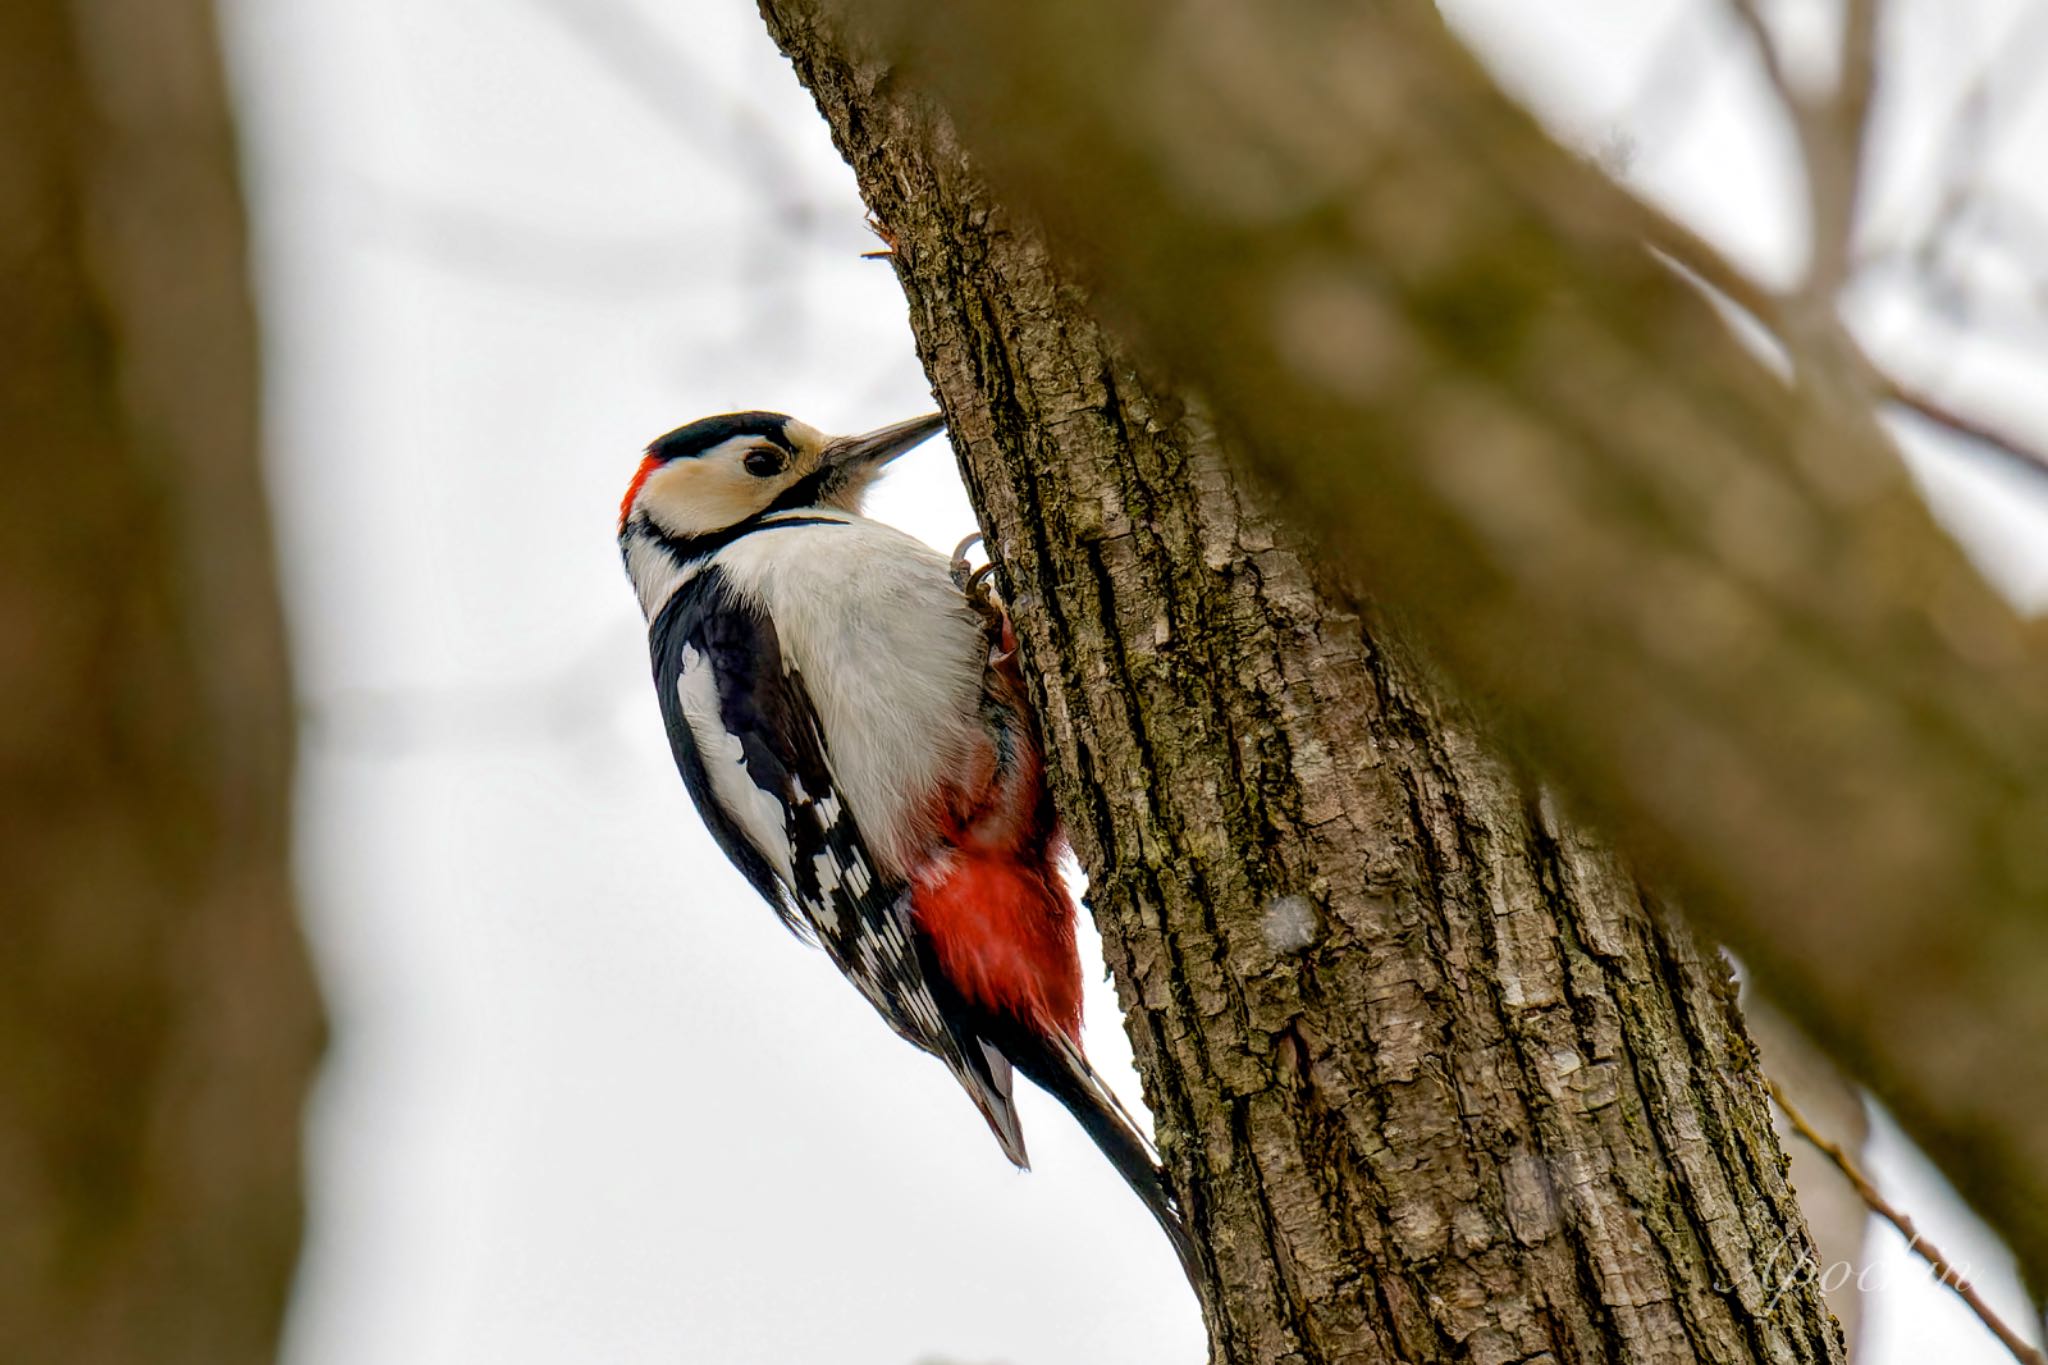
[820,412,947,475]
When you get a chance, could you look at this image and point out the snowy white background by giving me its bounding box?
[217,2,2048,1361]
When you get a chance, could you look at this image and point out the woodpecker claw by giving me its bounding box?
[964,579,1006,634]
[949,533,986,592]
[950,536,1011,650]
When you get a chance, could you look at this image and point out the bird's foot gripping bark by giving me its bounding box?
[949,532,985,591]
[951,533,1017,665]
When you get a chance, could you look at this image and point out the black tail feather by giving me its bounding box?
[1006,1029,1205,1297]
[913,938,1204,1296]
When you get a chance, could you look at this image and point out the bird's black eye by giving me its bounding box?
[743,447,787,478]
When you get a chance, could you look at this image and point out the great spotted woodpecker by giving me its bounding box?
[618,411,1199,1286]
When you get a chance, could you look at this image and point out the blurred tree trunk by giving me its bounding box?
[0,1,321,1362]
[763,5,1844,1362]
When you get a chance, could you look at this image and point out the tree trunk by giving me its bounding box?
[761,5,1844,1362]
[0,1,321,1360]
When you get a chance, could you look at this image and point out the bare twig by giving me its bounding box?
[1914,3,2048,264]
[1818,0,1881,297]
[1768,1078,2048,1365]
[1633,192,2048,488]
[1724,0,1878,303]
[1882,377,2048,484]
[1833,0,1881,140]
[1724,0,1798,111]
[1637,200,1790,338]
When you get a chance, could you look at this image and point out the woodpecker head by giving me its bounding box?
[618,410,946,542]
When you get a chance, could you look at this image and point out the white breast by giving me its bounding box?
[711,514,989,878]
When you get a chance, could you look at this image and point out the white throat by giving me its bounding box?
[623,528,693,620]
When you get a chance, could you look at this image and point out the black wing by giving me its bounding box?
[648,567,1029,1162]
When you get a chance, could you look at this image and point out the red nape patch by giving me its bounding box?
[913,855,1083,1042]
[618,453,661,531]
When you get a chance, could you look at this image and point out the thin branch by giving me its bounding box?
[1636,200,1791,338]
[1882,377,2048,484]
[1834,0,1881,150]
[1768,1078,2047,1365]
[1724,0,1878,303]
[1724,0,1799,113]
[1920,3,2048,252]
[1816,0,1881,298]
[1633,193,2048,488]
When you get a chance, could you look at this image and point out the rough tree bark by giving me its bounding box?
[785,0,2048,1302]
[763,6,1844,1362]
[0,1,321,1360]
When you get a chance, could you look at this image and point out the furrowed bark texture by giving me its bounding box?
[763,9,1843,1363]
[808,0,2048,1296]
[0,1,320,1359]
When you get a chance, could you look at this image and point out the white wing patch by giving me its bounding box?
[675,643,794,885]
[676,635,883,951]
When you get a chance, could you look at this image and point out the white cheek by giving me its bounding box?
[641,460,772,537]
